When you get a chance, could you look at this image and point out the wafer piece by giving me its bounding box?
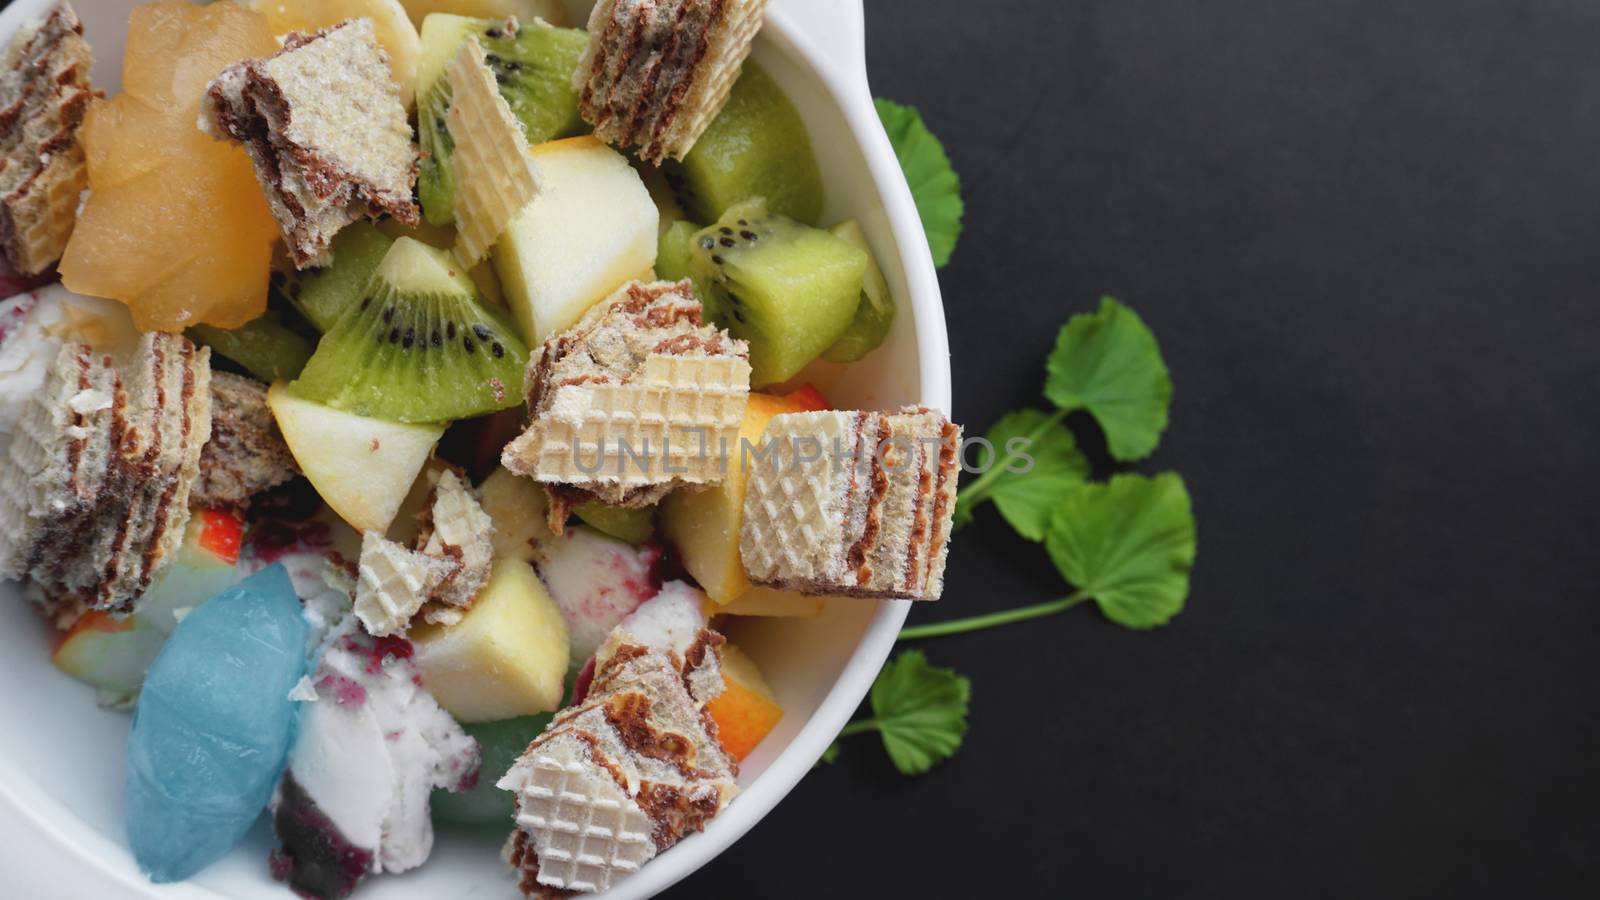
[3,334,213,625]
[200,19,419,269]
[502,280,749,529]
[0,2,95,275]
[575,0,768,164]
[418,469,493,622]
[193,372,299,508]
[445,38,543,265]
[355,532,461,638]
[499,609,737,896]
[739,407,961,601]
[93,332,214,609]
[0,341,114,579]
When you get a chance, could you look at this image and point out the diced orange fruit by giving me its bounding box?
[59,1,280,332]
[707,645,783,762]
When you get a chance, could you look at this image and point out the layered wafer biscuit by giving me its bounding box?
[193,372,298,508]
[0,2,96,275]
[0,341,114,579]
[502,280,749,528]
[355,531,460,638]
[201,19,419,268]
[500,609,737,896]
[445,38,542,264]
[4,333,213,624]
[739,407,961,601]
[418,469,494,621]
[575,0,768,164]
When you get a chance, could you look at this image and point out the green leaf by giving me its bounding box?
[819,742,840,765]
[868,650,970,775]
[875,98,964,267]
[955,409,1089,541]
[1043,297,1173,461]
[1044,473,1196,629]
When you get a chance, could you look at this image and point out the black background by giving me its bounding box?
[673,0,1600,897]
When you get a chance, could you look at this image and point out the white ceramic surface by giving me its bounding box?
[0,0,951,897]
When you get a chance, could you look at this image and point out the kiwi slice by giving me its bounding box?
[290,237,530,423]
[689,199,866,386]
[417,14,589,226]
[287,223,395,332]
[188,312,314,383]
[573,502,655,545]
[820,220,895,363]
[656,219,717,308]
[663,63,823,226]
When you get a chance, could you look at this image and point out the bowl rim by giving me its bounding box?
[0,0,952,897]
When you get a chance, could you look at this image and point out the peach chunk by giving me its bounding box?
[59,1,280,332]
[707,645,784,762]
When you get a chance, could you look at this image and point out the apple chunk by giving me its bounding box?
[493,136,658,345]
[53,510,244,699]
[411,557,569,722]
[267,384,444,535]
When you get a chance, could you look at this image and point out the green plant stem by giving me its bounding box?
[952,406,1070,526]
[837,720,879,739]
[899,589,1092,640]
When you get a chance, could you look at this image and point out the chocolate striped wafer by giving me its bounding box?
[739,407,961,601]
[0,2,96,275]
[575,0,768,164]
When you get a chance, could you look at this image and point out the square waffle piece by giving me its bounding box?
[502,280,749,529]
[354,531,460,638]
[739,407,962,601]
[500,613,737,896]
[0,2,96,275]
[445,37,543,265]
[575,0,769,164]
[201,18,419,268]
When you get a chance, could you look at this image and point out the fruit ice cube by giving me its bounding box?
[431,714,553,825]
[126,564,309,883]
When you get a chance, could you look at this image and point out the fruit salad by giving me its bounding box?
[0,1,963,897]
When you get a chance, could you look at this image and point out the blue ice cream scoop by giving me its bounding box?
[125,564,308,883]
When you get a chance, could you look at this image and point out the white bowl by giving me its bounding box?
[0,0,950,896]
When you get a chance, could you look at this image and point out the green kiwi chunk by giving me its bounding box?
[663,63,823,226]
[656,219,716,305]
[417,14,589,226]
[287,222,394,332]
[289,237,530,423]
[189,312,313,384]
[820,220,895,363]
[573,502,655,544]
[690,199,866,386]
